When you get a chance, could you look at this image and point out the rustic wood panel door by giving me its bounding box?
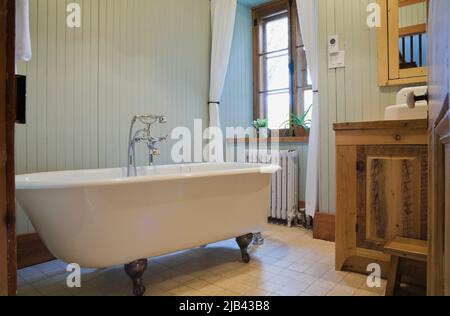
[427,0,450,296]
[356,146,428,252]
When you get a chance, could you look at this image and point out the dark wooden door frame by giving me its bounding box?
[0,0,17,296]
[0,0,8,296]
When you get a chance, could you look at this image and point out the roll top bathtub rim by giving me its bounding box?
[15,162,281,190]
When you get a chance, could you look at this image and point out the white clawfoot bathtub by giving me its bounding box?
[16,163,279,295]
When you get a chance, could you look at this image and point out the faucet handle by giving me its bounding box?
[152,148,161,156]
[158,135,169,143]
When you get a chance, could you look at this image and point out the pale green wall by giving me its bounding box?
[96,0,210,168]
[316,0,407,214]
[399,2,427,28]
[221,3,254,131]
[15,0,253,234]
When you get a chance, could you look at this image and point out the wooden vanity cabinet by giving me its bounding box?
[334,120,428,277]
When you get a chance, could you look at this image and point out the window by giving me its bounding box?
[253,0,311,132]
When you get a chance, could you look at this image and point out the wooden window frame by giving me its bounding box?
[377,0,428,86]
[252,0,310,134]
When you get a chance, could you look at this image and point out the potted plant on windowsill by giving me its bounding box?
[280,105,312,137]
[252,118,269,139]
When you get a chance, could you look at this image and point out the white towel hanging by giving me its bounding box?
[15,0,32,62]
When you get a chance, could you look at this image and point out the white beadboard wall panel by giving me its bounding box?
[399,2,427,28]
[98,0,210,168]
[221,3,254,131]
[16,0,100,234]
[317,0,412,214]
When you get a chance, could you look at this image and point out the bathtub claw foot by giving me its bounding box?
[133,284,146,297]
[125,259,148,296]
[236,233,253,263]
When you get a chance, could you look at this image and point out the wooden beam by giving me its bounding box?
[335,145,358,271]
[252,0,288,18]
[333,119,428,131]
[384,76,428,86]
[388,0,400,80]
[399,0,426,8]
[399,23,427,37]
[377,0,389,86]
[384,237,428,262]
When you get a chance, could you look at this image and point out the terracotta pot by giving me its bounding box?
[294,126,310,137]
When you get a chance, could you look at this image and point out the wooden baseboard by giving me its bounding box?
[298,201,305,209]
[313,212,336,242]
[17,233,54,269]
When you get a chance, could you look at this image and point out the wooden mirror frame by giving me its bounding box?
[377,0,428,86]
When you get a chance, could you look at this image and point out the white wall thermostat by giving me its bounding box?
[328,35,345,69]
[328,35,340,54]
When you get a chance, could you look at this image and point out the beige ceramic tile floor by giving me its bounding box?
[17,223,386,296]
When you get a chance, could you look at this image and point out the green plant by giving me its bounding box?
[279,105,312,136]
[252,118,268,130]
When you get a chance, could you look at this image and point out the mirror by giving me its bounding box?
[398,0,428,70]
[377,0,428,86]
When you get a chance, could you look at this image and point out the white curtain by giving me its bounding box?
[208,0,237,162]
[296,0,319,218]
[15,0,32,62]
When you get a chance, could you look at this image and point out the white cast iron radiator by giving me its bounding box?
[246,150,299,227]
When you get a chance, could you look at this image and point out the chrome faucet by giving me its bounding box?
[127,115,168,177]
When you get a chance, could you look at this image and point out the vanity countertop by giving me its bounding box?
[333,119,428,131]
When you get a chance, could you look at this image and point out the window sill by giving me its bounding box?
[226,136,309,144]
